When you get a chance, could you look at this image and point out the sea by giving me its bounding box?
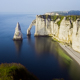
[0,13,80,80]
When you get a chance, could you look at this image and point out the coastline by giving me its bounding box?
[59,43,80,65]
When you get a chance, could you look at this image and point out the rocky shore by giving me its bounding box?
[59,43,80,65]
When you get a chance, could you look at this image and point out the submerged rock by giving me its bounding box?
[13,22,23,40]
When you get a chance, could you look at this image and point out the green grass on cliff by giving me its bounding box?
[39,15,64,26]
[0,63,38,80]
[39,15,80,21]
[66,15,80,21]
[38,15,80,29]
[0,63,65,80]
[51,15,58,21]
[57,16,64,26]
[39,15,64,21]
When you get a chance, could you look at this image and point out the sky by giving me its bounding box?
[0,0,80,14]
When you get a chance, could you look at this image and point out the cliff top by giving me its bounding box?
[38,15,80,26]
[38,15,80,21]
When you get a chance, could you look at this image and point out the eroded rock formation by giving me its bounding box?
[13,22,23,40]
[27,19,36,35]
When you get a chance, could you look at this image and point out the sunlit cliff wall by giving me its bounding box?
[58,17,72,43]
[34,15,73,44]
[72,19,80,52]
[28,15,80,52]
[34,16,53,36]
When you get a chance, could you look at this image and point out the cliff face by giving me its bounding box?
[35,15,60,36]
[59,17,72,43]
[72,20,80,52]
[27,15,80,52]
[58,18,80,52]
[34,15,73,42]
[35,16,53,36]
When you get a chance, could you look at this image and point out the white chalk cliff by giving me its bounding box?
[27,15,80,53]
[72,19,80,52]
[13,22,23,40]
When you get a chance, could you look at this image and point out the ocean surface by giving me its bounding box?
[0,13,80,80]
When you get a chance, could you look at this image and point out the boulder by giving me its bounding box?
[13,22,23,40]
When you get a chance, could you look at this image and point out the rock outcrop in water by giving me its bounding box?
[27,15,80,53]
[13,22,23,40]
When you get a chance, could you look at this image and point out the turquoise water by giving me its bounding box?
[0,14,80,80]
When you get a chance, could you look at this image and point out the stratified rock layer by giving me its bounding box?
[13,22,23,40]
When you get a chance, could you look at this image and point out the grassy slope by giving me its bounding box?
[0,63,38,80]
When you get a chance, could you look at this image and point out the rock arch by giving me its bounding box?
[27,19,36,35]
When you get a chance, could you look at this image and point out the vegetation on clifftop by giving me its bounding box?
[51,15,58,21]
[66,15,80,21]
[0,63,65,80]
[39,15,80,21]
[0,63,38,80]
[57,16,64,26]
[38,15,80,29]
[39,15,64,26]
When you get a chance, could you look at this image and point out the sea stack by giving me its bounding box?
[13,22,23,40]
